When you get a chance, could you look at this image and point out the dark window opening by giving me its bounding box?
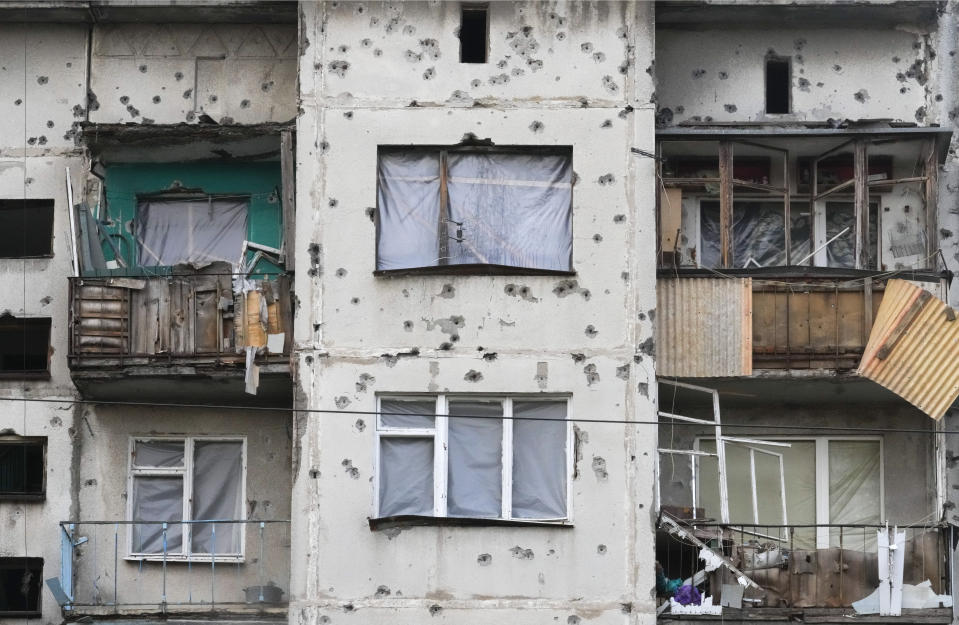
[0,558,42,617]
[460,5,488,63]
[0,317,51,376]
[0,439,45,500]
[0,200,54,258]
[765,57,791,114]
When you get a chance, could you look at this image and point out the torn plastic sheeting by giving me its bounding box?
[700,547,725,572]
[136,198,248,268]
[669,595,722,615]
[244,346,260,395]
[852,581,953,614]
[700,201,810,268]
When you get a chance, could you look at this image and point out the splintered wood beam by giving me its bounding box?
[854,141,869,269]
[924,138,939,265]
[719,141,734,268]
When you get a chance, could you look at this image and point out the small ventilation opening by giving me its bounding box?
[460,5,488,64]
[765,57,791,114]
[0,558,42,617]
[0,317,51,375]
[0,199,54,258]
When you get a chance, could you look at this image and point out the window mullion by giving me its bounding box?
[435,395,448,517]
[502,398,513,520]
[184,437,194,556]
[438,151,450,265]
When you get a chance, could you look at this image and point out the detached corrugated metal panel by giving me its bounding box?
[858,279,959,420]
[656,277,752,377]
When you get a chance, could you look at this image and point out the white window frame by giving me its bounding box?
[126,435,247,562]
[372,394,574,523]
[695,435,884,549]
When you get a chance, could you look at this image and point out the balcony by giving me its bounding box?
[50,520,290,619]
[67,272,292,406]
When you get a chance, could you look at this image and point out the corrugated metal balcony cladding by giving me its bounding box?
[655,277,752,377]
[858,279,959,420]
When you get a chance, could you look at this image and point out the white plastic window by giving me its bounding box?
[128,437,245,561]
[374,396,571,521]
[376,149,573,272]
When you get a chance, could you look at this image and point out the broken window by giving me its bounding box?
[129,437,244,559]
[700,200,810,268]
[460,4,489,63]
[0,317,51,377]
[0,438,45,500]
[0,199,54,258]
[135,197,248,267]
[765,57,790,114]
[0,558,42,617]
[375,396,570,521]
[376,148,573,272]
[698,437,881,548]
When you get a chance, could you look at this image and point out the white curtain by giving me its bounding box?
[447,152,572,270]
[132,476,183,553]
[191,441,243,554]
[376,152,441,270]
[380,398,436,428]
[134,440,184,468]
[828,440,880,546]
[136,198,248,267]
[378,438,434,516]
[512,401,567,519]
[447,400,503,518]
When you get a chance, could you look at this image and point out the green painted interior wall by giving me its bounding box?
[91,162,284,276]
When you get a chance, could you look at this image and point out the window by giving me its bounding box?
[0,200,53,258]
[698,437,882,548]
[135,197,248,267]
[0,558,42,617]
[0,438,45,500]
[825,201,879,268]
[700,200,810,268]
[374,396,571,522]
[128,437,245,560]
[765,56,790,114]
[376,148,573,273]
[0,317,51,377]
[460,4,488,63]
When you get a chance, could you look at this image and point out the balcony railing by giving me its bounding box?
[657,518,952,621]
[52,519,290,616]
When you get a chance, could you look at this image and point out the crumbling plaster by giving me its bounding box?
[291,1,657,624]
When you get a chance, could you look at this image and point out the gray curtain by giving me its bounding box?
[380,398,436,428]
[512,401,567,519]
[378,438,434,516]
[136,198,247,267]
[447,401,503,518]
[376,152,441,270]
[191,441,243,554]
[132,477,183,553]
[134,440,184,467]
[447,152,572,270]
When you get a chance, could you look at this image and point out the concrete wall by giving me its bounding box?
[0,22,87,625]
[291,1,658,624]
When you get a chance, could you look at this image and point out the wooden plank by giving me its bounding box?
[788,291,811,357]
[924,138,939,265]
[194,289,219,353]
[751,290,775,354]
[719,141,734,268]
[837,291,865,349]
[864,277,874,344]
[660,187,683,256]
[854,141,869,269]
[438,150,450,265]
[808,291,834,354]
[280,129,295,263]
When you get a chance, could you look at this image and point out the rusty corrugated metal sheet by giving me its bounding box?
[858,279,959,420]
[656,277,752,377]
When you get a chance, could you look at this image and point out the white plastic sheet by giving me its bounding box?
[131,477,183,553]
[378,438,434,516]
[701,201,810,267]
[512,401,567,519]
[376,153,441,270]
[136,198,248,267]
[380,398,436,429]
[825,202,879,268]
[191,441,243,554]
[134,440,184,468]
[447,400,503,518]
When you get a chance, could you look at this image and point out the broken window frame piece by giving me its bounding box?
[372,395,573,523]
[0,557,42,617]
[126,436,247,562]
[375,146,575,275]
[0,436,46,501]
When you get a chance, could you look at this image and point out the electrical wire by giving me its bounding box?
[0,395,955,436]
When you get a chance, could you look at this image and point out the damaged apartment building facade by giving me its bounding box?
[2,2,959,625]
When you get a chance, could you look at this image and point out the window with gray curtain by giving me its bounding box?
[136,197,248,268]
[129,437,244,557]
[376,396,569,521]
[376,149,573,272]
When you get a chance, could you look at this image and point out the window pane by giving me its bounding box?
[380,399,436,429]
[826,202,879,268]
[191,441,243,554]
[0,317,51,372]
[701,201,789,268]
[0,558,42,615]
[447,152,572,271]
[512,401,567,519]
[133,440,184,468]
[829,440,880,546]
[448,400,503,518]
[136,198,248,267]
[376,152,441,270]
[379,437,434,516]
[0,442,44,496]
[131,476,183,553]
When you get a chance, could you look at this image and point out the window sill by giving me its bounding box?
[374,264,576,278]
[0,370,50,381]
[0,493,45,502]
[369,515,573,531]
[125,554,244,564]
